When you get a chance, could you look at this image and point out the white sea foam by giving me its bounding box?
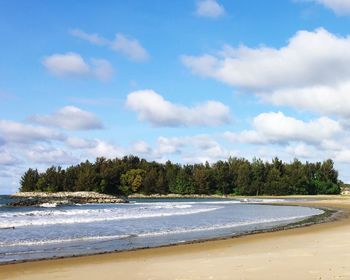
[39,203,58,208]
[137,213,320,238]
[0,234,131,247]
[135,200,241,206]
[0,206,220,228]
[0,212,322,248]
[240,198,287,203]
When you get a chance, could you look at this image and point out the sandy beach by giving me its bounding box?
[1,196,350,280]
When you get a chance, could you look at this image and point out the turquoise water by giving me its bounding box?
[0,196,323,263]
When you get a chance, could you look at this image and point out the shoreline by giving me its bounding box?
[0,205,337,266]
[129,193,341,199]
[1,197,350,279]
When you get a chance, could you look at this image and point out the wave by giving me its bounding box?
[137,213,317,238]
[0,212,321,248]
[0,207,221,228]
[239,198,287,203]
[134,200,242,206]
[0,234,132,247]
[39,203,58,208]
[1,203,197,219]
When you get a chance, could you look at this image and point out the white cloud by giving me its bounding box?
[29,106,103,130]
[262,82,350,118]
[183,28,350,90]
[111,33,149,61]
[26,146,78,165]
[196,0,225,18]
[69,28,108,45]
[126,89,231,127]
[85,140,125,159]
[224,112,342,145]
[157,137,185,154]
[70,29,149,62]
[334,149,350,163]
[0,120,64,143]
[285,143,316,159]
[43,52,90,77]
[90,58,114,81]
[132,140,152,154]
[183,28,350,118]
[65,137,97,149]
[0,149,20,165]
[155,135,236,163]
[43,52,113,81]
[309,0,350,15]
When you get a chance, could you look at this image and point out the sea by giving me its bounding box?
[0,195,323,264]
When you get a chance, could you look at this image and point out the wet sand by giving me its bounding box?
[1,196,350,280]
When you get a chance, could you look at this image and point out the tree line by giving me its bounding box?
[20,156,341,196]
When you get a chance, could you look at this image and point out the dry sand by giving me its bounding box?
[1,197,350,280]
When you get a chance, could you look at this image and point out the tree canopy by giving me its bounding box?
[20,156,342,196]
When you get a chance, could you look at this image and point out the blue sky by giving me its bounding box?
[1,0,350,194]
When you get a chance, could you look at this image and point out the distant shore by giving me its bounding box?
[128,193,233,199]
[1,196,349,279]
[128,193,342,199]
[8,191,342,207]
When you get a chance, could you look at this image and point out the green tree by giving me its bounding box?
[193,164,213,194]
[251,158,266,196]
[20,168,39,192]
[120,169,146,195]
[142,168,158,194]
[235,160,252,195]
[212,161,233,195]
[75,161,99,192]
[170,167,195,194]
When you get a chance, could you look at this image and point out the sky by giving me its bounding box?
[1,0,350,194]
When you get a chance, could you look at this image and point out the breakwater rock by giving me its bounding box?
[9,192,128,207]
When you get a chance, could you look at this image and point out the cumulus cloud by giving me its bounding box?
[132,141,152,154]
[334,149,350,163]
[183,28,350,90]
[156,137,185,154]
[111,33,149,61]
[65,137,97,149]
[183,28,350,118]
[26,146,78,165]
[126,90,231,127]
[224,112,342,145]
[85,140,125,159]
[285,143,316,159]
[42,52,113,81]
[309,0,350,15]
[0,120,64,143]
[29,106,103,130]
[262,82,350,118]
[70,29,149,62]
[155,135,236,163]
[90,58,114,81]
[195,0,225,18]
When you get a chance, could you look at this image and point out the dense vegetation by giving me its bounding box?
[20,156,341,196]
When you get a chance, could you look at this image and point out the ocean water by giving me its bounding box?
[0,196,323,263]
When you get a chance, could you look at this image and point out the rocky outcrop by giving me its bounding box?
[8,192,128,207]
[341,187,350,195]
